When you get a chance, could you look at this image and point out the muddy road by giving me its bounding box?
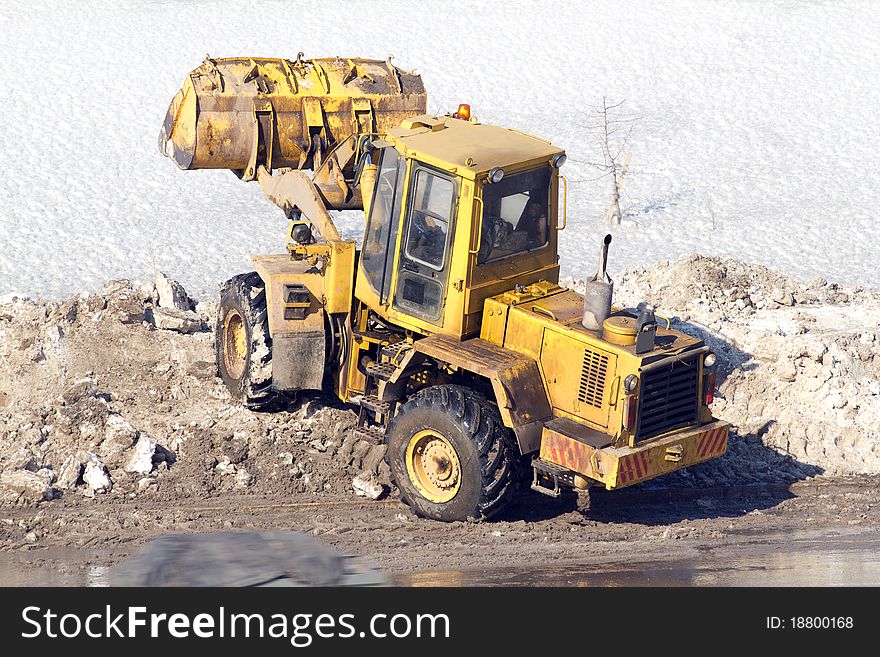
[1,477,876,586]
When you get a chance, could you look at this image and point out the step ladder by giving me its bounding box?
[531,458,578,498]
[351,342,414,445]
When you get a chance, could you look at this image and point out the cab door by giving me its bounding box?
[391,165,457,324]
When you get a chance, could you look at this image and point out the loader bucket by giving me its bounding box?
[159,55,427,178]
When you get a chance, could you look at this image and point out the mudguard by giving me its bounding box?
[252,255,326,391]
[412,334,552,454]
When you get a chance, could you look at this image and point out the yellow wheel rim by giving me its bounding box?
[222,309,247,380]
[405,429,461,504]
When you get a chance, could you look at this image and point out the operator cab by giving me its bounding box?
[355,113,566,338]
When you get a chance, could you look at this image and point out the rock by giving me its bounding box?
[56,455,83,490]
[136,280,157,304]
[775,360,797,383]
[362,445,388,475]
[100,414,138,466]
[84,296,107,314]
[58,299,79,324]
[61,377,98,405]
[29,344,46,362]
[153,444,175,466]
[8,447,36,472]
[125,436,158,475]
[0,470,55,502]
[770,288,795,306]
[234,468,255,489]
[109,297,146,324]
[145,307,204,334]
[82,454,112,495]
[308,439,328,453]
[215,458,236,475]
[222,437,249,464]
[337,434,358,464]
[187,360,217,380]
[25,531,39,543]
[794,292,818,305]
[352,472,386,500]
[351,440,372,465]
[37,467,57,485]
[154,272,191,311]
[103,280,132,297]
[137,477,157,493]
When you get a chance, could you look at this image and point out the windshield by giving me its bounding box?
[477,166,552,264]
[361,148,406,300]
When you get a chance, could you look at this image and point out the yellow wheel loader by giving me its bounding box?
[160,55,730,521]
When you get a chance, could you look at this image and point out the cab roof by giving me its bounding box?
[385,115,564,179]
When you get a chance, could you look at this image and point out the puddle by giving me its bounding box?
[0,550,113,587]
[3,530,879,587]
[397,531,880,586]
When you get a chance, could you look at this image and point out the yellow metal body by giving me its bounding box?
[480,284,709,444]
[475,281,727,488]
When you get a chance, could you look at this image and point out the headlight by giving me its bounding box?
[624,374,639,393]
[704,353,717,367]
[488,167,504,183]
[552,152,567,168]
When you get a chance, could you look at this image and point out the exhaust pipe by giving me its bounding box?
[582,234,613,331]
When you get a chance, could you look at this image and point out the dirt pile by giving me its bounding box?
[0,276,388,508]
[569,253,880,480]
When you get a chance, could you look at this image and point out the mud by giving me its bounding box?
[0,478,877,585]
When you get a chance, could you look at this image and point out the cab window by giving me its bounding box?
[403,169,455,270]
[477,166,552,264]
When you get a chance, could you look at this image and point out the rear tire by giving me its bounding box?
[216,272,280,410]
[386,384,522,522]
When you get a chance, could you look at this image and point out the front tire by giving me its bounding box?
[216,272,280,410]
[386,385,521,521]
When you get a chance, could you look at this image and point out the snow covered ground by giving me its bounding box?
[1,0,879,299]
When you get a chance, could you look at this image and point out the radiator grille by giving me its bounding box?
[578,349,609,408]
[637,355,700,440]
